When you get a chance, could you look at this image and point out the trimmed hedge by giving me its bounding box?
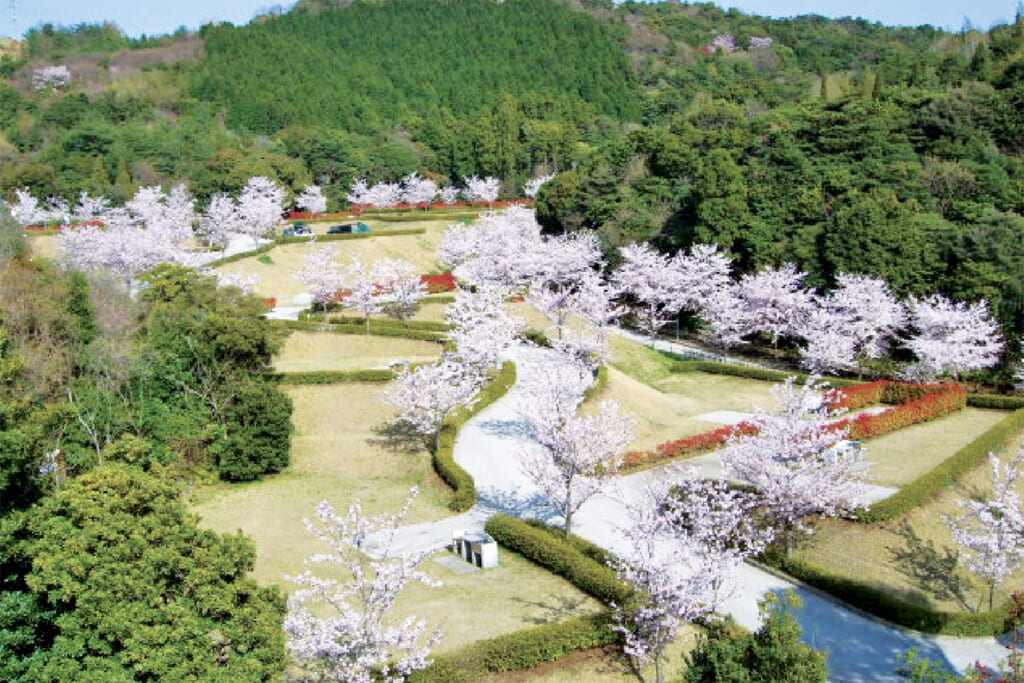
[275,227,426,244]
[758,550,1013,636]
[364,212,481,223]
[408,611,616,683]
[856,407,1024,522]
[432,362,517,512]
[969,394,1024,410]
[670,360,859,388]
[327,315,451,332]
[839,384,967,441]
[274,320,445,342]
[203,242,276,267]
[421,294,456,304]
[267,369,395,384]
[484,514,632,606]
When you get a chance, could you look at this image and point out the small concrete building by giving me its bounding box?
[451,530,498,569]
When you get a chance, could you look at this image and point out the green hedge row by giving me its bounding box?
[758,550,1013,636]
[275,320,445,342]
[856,407,1024,523]
[267,369,395,384]
[328,315,451,332]
[275,227,426,244]
[484,514,632,606]
[968,394,1024,410]
[408,611,616,683]
[670,360,859,388]
[421,294,456,304]
[203,242,276,268]
[364,212,480,223]
[433,362,517,512]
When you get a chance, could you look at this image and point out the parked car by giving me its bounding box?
[327,222,371,234]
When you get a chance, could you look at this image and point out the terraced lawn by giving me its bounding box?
[273,330,442,372]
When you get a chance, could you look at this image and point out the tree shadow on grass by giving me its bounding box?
[367,419,430,454]
[886,521,977,613]
[509,593,591,625]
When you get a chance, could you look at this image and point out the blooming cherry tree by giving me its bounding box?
[946,449,1024,610]
[438,185,460,205]
[670,243,732,315]
[384,358,487,440]
[445,284,524,371]
[733,264,814,346]
[400,173,438,206]
[295,245,345,309]
[10,188,48,227]
[438,206,543,288]
[285,488,441,683]
[198,193,242,248]
[523,173,555,199]
[612,243,680,340]
[72,192,110,224]
[904,294,1004,380]
[462,175,501,204]
[214,269,260,294]
[719,376,870,555]
[347,179,371,206]
[365,182,403,209]
[32,65,71,91]
[296,184,328,214]
[373,259,428,322]
[237,176,285,245]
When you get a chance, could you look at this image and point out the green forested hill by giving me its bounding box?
[191,0,639,132]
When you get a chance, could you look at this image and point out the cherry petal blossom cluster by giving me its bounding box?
[462,175,501,203]
[518,355,635,533]
[612,243,681,338]
[372,258,429,322]
[10,188,49,227]
[285,488,441,683]
[400,173,439,206]
[445,284,524,371]
[711,34,737,52]
[295,184,328,214]
[437,185,460,204]
[72,192,110,224]
[438,205,543,288]
[32,64,71,91]
[945,449,1024,605]
[731,264,814,345]
[523,173,555,199]
[294,245,345,307]
[903,294,1004,380]
[531,231,603,289]
[384,358,488,438]
[748,36,774,48]
[237,176,286,244]
[197,193,244,248]
[213,269,260,294]
[719,376,870,545]
[346,179,403,208]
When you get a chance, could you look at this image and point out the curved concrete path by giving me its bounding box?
[378,344,1010,681]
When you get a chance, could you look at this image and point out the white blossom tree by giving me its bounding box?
[733,264,814,346]
[719,376,870,555]
[384,358,487,441]
[445,284,524,371]
[198,193,242,248]
[72,192,110,224]
[798,306,861,374]
[296,184,328,214]
[364,182,403,209]
[437,206,543,288]
[10,188,48,227]
[32,65,71,91]
[437,185,460,205]
[612,243,679,341]
[400,173,438,206]
[214,269,260,294]
[610,469,769,683]
[700,285,751,347]
[904,294,1004,381]
[237,176,285,245]
[671,243,733,315]
[347,179,371,206]
[946,449,1024,610]
[373,259,428,322]
[523,173,555,199]
[462,175,501,204]
[295,245,345,309]
[285,488,441,683]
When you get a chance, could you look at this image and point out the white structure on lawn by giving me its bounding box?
[451,530,498,569]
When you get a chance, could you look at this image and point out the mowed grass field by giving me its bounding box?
[797,432,1024,612]
[215,222,449,304]
[192,382,600,653]
[273,330,442,372]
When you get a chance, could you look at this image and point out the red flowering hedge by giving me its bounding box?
[624,381,967,469]
[421,272,457,293]
[828,380,889,411]
[262,297,277,309]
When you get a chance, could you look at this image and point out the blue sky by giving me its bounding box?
[0,1,1019,40]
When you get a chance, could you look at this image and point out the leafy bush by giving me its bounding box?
[829,380,889,411]
[623,422,759,468]
[856,407,1024,522]
[203,242,276,268]
[968,394,1024,410]
[671,360,859,388]
[409,612,616,683]
[484,514,632,605]
[432,362,516,512]
[267,369,396,384]
[327,316,451,332]
[215,380,293,480]
[837,384,966,440]
[275,320,445,342]
[420,272,457,293]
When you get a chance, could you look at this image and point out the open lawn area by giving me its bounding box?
[28,233,62,260]
[214,223,449,304]
[796,429,1024,612]
[861,408,1009,487]
[273,330,442,372]
[192,382,452,585]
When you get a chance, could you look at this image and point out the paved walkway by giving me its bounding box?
[375,344,1010,681]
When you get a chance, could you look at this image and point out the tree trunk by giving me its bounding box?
[565,485,573,535]
[655,654,664,683]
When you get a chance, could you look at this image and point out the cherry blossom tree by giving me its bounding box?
[612,243,679,340]
[946,449,1024,610]
[400,173,438,206]
[462,175,501,204]
[800,273,907,374]
[32,64,71,90]
[530,231,603,290]
[523,173,555,199]
[285,488,441,683]
[438,185,460,205]
[347,179,371,206]
[733,264,814,346]
[700,285,751,347]
[445,284,524,371]
[214,269,260,295]
[438,206,543,288]
[670,243,732,315]
[295,245,345,309]
[237,176,285,245]
[364,182,403,209]
[610,469,769,683]
[904,294,1004,381]
[384,358,487,441]
[296,184,328,214]
[373,259,428,322]
[10,188,48,227]
[719,376,870,555]
[198,193,242,248]
[518,356,635,534]
[72,192,110,224]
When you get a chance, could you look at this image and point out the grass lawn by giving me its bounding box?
[795,429,1024,612]
[192,382,453,585]
[396,550,603,655]
[215,223,449,304]
[28,234,62,260]
[861,408,1009,487]
[273,330,442,372]
[608,334,679,386]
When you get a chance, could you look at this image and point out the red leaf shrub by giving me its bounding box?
[837,384,967,440]
[828,380,889,411]
[623,422,759,468]
[421,272,457,293]
[262,297,277,309]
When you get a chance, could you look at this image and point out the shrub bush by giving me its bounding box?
[856,407,1024,522]
[829,380,888,411]
[267,369,396,384]
[484,514,632,606]
[623,422,758,468]
[408,612,616,683]
[837,384,966,440]
[274,319,445,342]
[421,272,457,293]
[758,550,1013,636]
[327,316,451,332]
[671,360,859,388]
[432,362,516,512]
[968,394,1024,410]
[275,227,426,244]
